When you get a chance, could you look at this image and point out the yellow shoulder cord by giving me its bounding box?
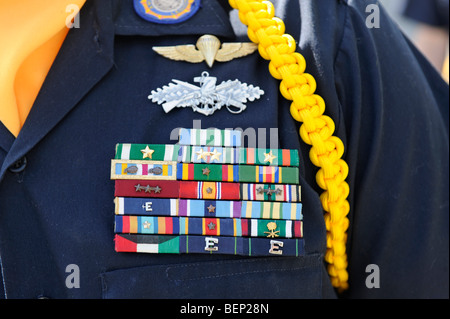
[229,0,351,291]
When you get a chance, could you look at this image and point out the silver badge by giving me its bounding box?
[148,71,264,116]
[151,0,185,12]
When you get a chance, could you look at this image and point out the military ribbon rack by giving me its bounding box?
[110,128,304,256]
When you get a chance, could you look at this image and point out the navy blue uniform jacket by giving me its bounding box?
[0,0,448,299]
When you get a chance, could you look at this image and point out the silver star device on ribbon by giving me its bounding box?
[148,72,264,116]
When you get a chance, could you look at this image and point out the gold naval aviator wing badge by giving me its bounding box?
[153,35,258,68]
[148,71,264,116]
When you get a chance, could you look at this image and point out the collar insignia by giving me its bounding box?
[153,35,258,68]
[148,71,264,116]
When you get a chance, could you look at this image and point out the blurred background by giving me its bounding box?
[380,0,449,82]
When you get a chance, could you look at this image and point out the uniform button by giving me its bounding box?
[9,156,27,173]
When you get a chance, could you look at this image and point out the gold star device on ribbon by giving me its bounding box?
[140,146,155,159]
[152,34,258,68]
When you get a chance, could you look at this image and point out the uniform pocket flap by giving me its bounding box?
[100,255,324,299]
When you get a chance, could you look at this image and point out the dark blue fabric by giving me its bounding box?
[403,0,449,31]
[0,0,448,299]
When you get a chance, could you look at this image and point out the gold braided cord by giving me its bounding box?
[229,0,351,291]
